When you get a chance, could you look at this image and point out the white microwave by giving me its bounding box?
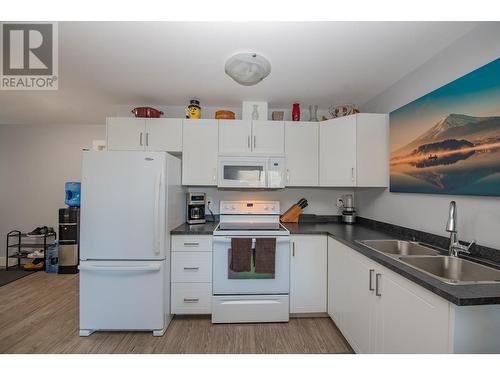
[217,156,286,189]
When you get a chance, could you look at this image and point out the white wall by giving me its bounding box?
[357,23,500,249]
[0,124,105,263]
[190,187,352,216]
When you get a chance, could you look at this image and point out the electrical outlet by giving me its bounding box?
[336,198,343,207]
[206,196,213,205]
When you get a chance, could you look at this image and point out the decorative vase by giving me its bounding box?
[292,103,300,121]
[309,105,318,121]
[251,104,259,120]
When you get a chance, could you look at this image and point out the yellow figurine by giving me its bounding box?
[186,99,201,119]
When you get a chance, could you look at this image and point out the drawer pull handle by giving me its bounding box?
[183,298,199,303]
[369,269,375,291]
[183,267,199,270]
[183,242,199,247]
[375,273,382,297]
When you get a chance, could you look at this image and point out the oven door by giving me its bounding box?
[212,236,290,295]
[217,157,267,188]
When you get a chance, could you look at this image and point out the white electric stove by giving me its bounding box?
[212,201,290,323]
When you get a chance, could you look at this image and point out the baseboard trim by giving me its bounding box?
[290,312,329,318]
[0,256,17,270]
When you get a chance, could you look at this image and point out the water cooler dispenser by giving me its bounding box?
[59,182,81,274]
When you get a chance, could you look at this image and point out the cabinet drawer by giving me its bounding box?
[172,235,213,252]
[171,252,212,282]
[171,283,212,314]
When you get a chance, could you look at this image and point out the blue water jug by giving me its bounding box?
[46,241,59,273]
[65,182,81,207]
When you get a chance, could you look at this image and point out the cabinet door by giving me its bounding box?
[337,243,375,353]
[356,114,389,187]
[251,121,284,154]
[106,118,145,151]
[328,237,346,325]
[319,116,356,186]
[373,267,450,353]
[145,118,182,152]
[219,120,252,154]
[290,235,327,314]
[285,122,319,186]
[182,119,219,186]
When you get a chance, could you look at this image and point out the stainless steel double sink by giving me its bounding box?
[357,240,500,285]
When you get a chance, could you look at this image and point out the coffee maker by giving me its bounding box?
[186,193,206,224]
[340,194,356,224]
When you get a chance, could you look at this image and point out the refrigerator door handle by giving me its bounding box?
[153,171,162,255]
[78,265,161,272]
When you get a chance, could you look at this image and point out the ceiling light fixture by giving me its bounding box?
[224,53,271,86]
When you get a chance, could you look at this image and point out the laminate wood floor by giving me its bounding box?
[0,272,353,354]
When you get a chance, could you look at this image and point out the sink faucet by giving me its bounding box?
[446,201,475,257]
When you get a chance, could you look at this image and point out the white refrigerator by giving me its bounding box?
[79,151,184,337]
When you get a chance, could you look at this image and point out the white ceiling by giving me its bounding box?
[0,22,478,125]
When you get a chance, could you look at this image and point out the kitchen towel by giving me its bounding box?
[254,238,276,274]
[230,238,252,272]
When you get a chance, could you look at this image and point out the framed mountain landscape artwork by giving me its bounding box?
[390,58,500,196]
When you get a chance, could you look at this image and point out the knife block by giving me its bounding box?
[280,204,303,223]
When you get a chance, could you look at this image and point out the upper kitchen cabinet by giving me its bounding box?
[285,121,319,186]
[319,113,388,187]
[182,119,219,186]
[107,118,146,151]
[219,120,285,155]
[106,117,182,152]
[252,121,284,154]
[219,120,253,154]
[145,118,182,152]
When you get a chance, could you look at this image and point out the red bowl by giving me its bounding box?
[131,107,164,118]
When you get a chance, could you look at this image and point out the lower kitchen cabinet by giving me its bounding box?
[171,252,212,283]
[328,238,374,353]
[328,237,450,353]
[290,235,327,314]
[171,283,212,314]
[373,265,450,353]
[171,235,213,314]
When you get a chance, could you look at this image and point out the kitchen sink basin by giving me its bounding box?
[357,240,441,257]
[399,256,500,284]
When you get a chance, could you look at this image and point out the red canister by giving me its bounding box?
[292,103,300,121]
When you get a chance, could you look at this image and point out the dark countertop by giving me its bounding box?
[171,220,500,306]
[171,221,218,235]
[286,222,500,306]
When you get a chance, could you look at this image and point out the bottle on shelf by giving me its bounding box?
[292,103,300,121]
